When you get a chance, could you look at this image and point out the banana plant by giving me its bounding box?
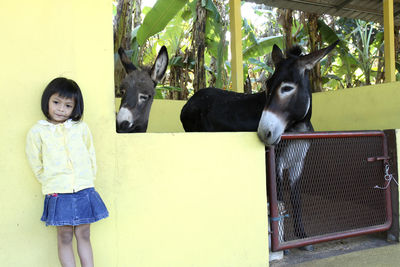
[319,19,360,89]
[319,18,384,88]
[136,0,187,45]
[352,19,383,85]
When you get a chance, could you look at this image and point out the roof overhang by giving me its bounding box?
[246,0,400,26]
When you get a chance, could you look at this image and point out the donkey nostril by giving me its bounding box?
[266,131,272,138]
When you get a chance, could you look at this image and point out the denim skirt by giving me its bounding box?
[41,188,109,226]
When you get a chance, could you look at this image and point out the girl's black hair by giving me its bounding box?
[41,77,84,121]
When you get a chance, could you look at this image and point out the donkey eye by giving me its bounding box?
[281,86,294,93]
[138,93,151,102]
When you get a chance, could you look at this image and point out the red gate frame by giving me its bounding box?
[267,131,393,251]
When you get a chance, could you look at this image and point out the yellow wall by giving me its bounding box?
[312,82,400,131]
[0,1,268,266]
[147,100,186,132]
[0,0,117,265]
[114,133,267,266]
[116,98,186,133]
[142,82,400,133]
[4,0,399,265]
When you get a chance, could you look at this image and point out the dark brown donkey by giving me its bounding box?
[116,46,169,133]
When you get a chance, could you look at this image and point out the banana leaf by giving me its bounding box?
[137,0,187,45]
[242,35,283,61]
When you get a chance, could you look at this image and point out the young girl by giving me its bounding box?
[26,77,108,267]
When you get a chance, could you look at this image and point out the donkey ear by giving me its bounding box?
[118,47,137,74]
[298,40,339,70]
[271,44,284,66]
[150,46,169,83]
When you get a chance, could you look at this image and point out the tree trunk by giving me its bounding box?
[168,49,191,100]
[257,70,268,92]
[192,0,207,93]
[134,0,145,66]
[114,0,134,97]
[376,47,384,84]
[392,25,400,83]
[114,0,134,52]
[396,26,400,64]
[181,49,191,99]
[244,74,252,94]
[214,0,228,89]
[306,13,323,92]
[324,15,335,78]
[169,61,181,100]
[208,56,217,88]
[169,50,184,100]
[133,0,141,28]
[365,64,371,85]
[278,9,293,50]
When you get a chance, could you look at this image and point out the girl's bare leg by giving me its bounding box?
[57,226,76,267]
[74,224,94,267]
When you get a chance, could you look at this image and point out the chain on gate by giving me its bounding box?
[375,162,399,190]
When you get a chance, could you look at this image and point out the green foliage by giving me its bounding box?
[243,36,284,60]
[125,1,390,97]
[240,14,283,90]
[318,17,385,89]
[204,0,227,88]
[156,85,182,99]
[248,58,274,74]
[318,19,342,47]
[137,0,188,45]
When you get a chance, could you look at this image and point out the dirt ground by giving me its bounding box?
[270,233,396,266]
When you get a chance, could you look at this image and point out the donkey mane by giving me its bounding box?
[287,46,303,57]
[137,66,152,72]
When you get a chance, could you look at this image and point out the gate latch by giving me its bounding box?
[367,156,390,162]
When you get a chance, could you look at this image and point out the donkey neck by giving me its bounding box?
[286,89,313,133]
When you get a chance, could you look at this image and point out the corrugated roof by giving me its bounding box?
[246,0,400,26]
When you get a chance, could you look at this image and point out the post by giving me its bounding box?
[229,0,244,92]
[383,0,396,82]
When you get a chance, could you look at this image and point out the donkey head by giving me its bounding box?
[257,40,339,145]
[116,46,169,133]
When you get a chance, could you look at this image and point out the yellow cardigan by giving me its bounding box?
[26,119,97,195]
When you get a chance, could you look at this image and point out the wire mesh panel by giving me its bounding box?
[267,131,392,251]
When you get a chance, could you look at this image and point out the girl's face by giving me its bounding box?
[48,93,75,124]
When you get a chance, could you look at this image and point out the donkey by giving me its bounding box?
[116,46,169,133]
[181,41,339,248]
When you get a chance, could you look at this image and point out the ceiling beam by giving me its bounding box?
[334,0,353,11]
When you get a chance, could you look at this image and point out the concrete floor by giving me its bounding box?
[270,233,399,267]
[296,243,400,267]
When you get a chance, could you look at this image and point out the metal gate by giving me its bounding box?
[267,131,393,251]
